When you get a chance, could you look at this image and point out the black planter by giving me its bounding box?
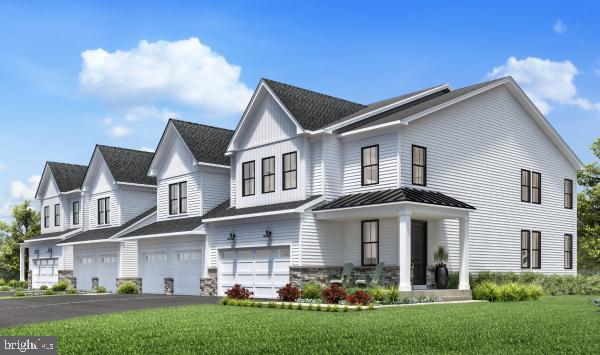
[435,264,449,289]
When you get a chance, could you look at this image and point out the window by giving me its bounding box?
[412,145,427,186]
[361,145,379,186]
[72,201,80,225]
[531,231,541,269]
[101,256,117,263]
[521,230,530,268]
[97,197,110,225]
[169,181,187,215]
[564,234,573,269]
[54,204,60,226]
[282,152,297,190]
[564,179,573,209]
[521,170,531,202]
[262,156,275,193]
[361,220,379,266]
[531,172,541,204]
[242,161,255,196]
[43,206,49,228]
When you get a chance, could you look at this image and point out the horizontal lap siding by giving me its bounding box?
[119,241,139,278]
[342,132,398,195]
[89,190,119,229]
[341,218,398,266]
[300,212,344,266]
[323,136,342,200]
[203,170,230,214]
[401,86,577,274]
[119,187,156,224]
[157,171,202,220]
[207,217,301,267]
[230,156,236,207]
[61,245,73,270]
[309,139,323,197]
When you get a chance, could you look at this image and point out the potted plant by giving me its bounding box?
[434,246,449,289]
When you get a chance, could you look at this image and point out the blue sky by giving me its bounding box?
[0,1,598,220]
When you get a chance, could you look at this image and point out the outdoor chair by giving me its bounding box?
[354,262,385,288]
[329,263,354,288]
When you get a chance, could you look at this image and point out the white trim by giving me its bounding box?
[321,84,451,132]
[118,230,205,241]
[227,81,305,153]
[313,200,473,214]
[116,182,157,188]
[22,228,83,245]
[60,189,81,196]
[195,161,230,169]
[58,239,121,246]
[340,120,408,137]
[215,242,292,251]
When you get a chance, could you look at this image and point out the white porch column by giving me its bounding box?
[398,210,412,291]
[458,215,470,290]
[19,245,26,281]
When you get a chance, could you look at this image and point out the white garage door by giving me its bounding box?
[75,255,95,291]
[220,246,290,299]
[141,252,168,294]
[31,258,58,289]
[97,254,119,292]
[172,250,203,295]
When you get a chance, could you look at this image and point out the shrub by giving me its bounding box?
[346,290,372,306]
[43,289,54,296]
[0,286,11,291]
[116,282,139,294]
[8,280,17,288]
[95,286,107,294]
[277,283,300,302]
[301,282,322,300]
[473,282,543,302]
[387,286,399,303]
[51,280,69,292]
[39,285,48,290]
[447,272,459,289]
[473,282,500,302]
[225,284,253,299]
[15,290,25,297]
[321,284,347,304]
[0,278,5,286]
[368,287,387,303]
[66,288,78,295]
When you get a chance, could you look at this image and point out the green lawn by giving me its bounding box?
[0,296,598,354]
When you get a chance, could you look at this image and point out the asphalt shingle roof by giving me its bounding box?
[97,145,156,186]
[61,206,157,244]
[170,119,234,166]
[119,215,205,238]
[46,162,87,192]
[27,229,79,241]
[314,187,475,211]
[203,195,322,220]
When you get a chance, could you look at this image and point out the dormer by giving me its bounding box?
[147,119,233,220]
[35,162,87,234]
[81,145,156,229]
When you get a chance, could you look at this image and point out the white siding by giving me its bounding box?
[300,212,344,266]
[88,190,119,229]
[40,195,63,233]
[322,135,343,200]
[234,137,306,208]
[202,169,230,214]
[341,131,398,194]
[308,138,322,197]
[157,171,202,220]
[157,133,197,181]
[230,155,237,207]
[207,216,301,267]
[400,85,577,274]
[119,187,157,223]
[119,241,139,278]
[62,245,74,270]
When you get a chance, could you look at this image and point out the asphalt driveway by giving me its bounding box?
[0,294,220,328]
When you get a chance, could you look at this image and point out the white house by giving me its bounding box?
[117,119,233,295]
[20,162,87,288]
[56,145,157,292]
[201,77,581,298]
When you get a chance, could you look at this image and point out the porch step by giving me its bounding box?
[399,289,472,301]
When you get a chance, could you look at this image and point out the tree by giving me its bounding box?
[577,137,600,273]
[0,201,40,280]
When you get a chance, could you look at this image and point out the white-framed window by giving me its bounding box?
[72,201,80,225]
[54,204,61,226]
[282,151,297,190]
[43,206,50,228]
[101,255,117,263]
[169,181,188,215]
[98,197,110,225]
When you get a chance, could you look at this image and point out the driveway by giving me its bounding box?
[0,294,220,328]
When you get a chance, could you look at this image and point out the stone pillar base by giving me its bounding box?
[27,270,32,289]
[201,267,218,296]
[91,277,99,290]
[116,278,142,293]
[164,278,174,295]
[289,266,399,287]
[58,269,75,288]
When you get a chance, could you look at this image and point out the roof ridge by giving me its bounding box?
[47,161,87,167]
[97,144,154,155]
[170,118,234,132]
[262,78,365,107]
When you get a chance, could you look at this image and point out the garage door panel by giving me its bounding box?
[173,249,202,295]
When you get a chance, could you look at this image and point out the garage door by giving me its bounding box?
[31,258,58,289]
[75,255,95,291]
[141,252,167,294]
[219,246,290,299]
[172,250,203,295]
[97,254,119,292]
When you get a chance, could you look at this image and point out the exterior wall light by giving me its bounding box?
[263,227,272,239]
[228,231,236,241]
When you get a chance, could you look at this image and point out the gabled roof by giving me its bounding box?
[169,119,233,166]
[203,195,322,221]
[119,215,204,238]
[95,145,156,186]
[262,79,367,131]
[59,206,156,245]
[314,187,475,211]
[26,228,80,241]
[46,162,87,192]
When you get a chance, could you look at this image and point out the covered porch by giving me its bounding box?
[312,187,475,291]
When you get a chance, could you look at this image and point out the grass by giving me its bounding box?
[0,296,598,354]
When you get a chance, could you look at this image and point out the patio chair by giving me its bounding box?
[329,263,354,288]
[354,262,385,288]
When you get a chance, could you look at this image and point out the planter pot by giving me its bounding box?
[435,264,448,289]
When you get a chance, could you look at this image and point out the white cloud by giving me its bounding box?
[487,56,600,114]
[0,163,6,172]
[10,175,41,201]
[553,19,567,34]
[124,105,178,123]
[79,37,252,117]
[101,117,113,126]
[138,146,155,153]
[107,125,132,138]
[0,201,15,222]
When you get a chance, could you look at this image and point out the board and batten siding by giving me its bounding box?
[206,216,301,268]
[157,132,198,181]
[202,169,230,214]
[341,131,399,195]
[157,171,202,220]
[400,85,577,274]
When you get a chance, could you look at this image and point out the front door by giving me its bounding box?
[411,220,427,285]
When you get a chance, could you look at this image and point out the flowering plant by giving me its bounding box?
[321,284,347,304]
[277,283,301,301]
[225,284,253,299]
[345,290,372,305]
